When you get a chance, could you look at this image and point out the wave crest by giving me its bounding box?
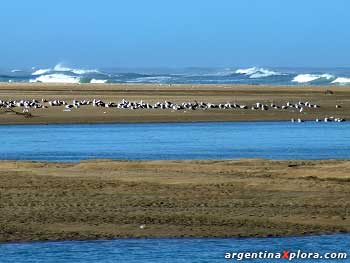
[30,74,80,84]
[32,68,51,76]
[90,79,107,84]
[235,67,282,78]
[292,74,334,83]
[53,63,100,75]
[331,77,350,84]
[32,63,100,76]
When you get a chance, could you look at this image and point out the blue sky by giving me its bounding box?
[1,0,350,68]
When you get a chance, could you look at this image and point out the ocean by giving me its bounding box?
[2,64,350,85]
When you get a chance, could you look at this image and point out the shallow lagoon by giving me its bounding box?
[1,122,349,261]
[0,234,349,263]
[0,122,349,161]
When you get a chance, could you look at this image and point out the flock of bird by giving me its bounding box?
[0,98,346,122]
[0,98,320,110]
[291,117,345,123]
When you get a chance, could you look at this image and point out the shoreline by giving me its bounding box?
[1,159,349,243]
[0,119,329,126]
[1,233,346,245]
[0,83,349,124]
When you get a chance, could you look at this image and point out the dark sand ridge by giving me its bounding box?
[0,83,349,124]
[1,159,350,242]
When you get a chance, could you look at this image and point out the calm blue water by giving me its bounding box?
[0,235,349,263]
[0,122,349,161]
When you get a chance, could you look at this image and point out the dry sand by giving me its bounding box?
[1,159,350,242]
[0,83,349,124]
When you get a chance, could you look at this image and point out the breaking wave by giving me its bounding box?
[53,63,100,75]
[332,77,350,84]
[29,63,108,83]
[90,79,108,84]
[235,67,282,78]
[31,63,101,76]
[292,74,335,83]
[32,68,51,75]
[30,74,81,84]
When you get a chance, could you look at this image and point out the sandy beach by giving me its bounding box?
[0,83,349,124]
[0,159,349,242]
[1,83,349,242]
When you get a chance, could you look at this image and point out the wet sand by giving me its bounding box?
[0,83,349,124]
[1,159,350,242]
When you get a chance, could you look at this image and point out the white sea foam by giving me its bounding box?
[53,63,100,75]
[90,79,107,84]
[32,68,52,75]
[292,74,334,83]
[11,69,22,73]
[32,63,100,76]
[235,67,281,78]
[235,67,259,75]
[30,74,80,84]
[331,77,350,84]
